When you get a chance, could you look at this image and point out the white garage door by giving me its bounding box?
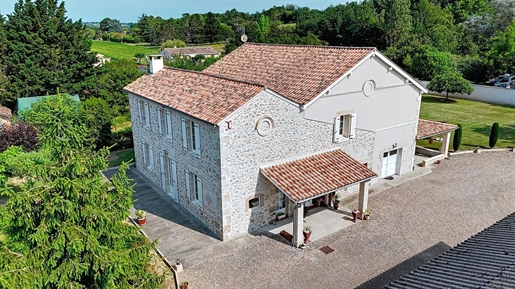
[381,149,398,178]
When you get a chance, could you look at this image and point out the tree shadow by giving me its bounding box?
[355,241,452,289]
[422,95,457,104]
[472,123,515,145]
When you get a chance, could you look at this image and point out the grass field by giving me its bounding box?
[108,149,135,167]
[419,95,515,150]
[91,41,161,60]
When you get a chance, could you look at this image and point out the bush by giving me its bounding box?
[489,122,499,148]
[123,35,135,43]
[453,124,462,151]
[161,39,186,49]
[0,121,39,152]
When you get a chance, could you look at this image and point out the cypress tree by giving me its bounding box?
[3,0,97,105]
[489,122,499,148]
[452,124,462,151]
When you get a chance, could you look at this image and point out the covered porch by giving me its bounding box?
[260,149,377,247]
[416,119,459,166]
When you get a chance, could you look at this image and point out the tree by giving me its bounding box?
[453,124,462,151]
[489,122,499,148]
[134,52,145,63]
[0,121,39,152]
[100,17,123,33]
[0,94,164,287]
[80,97,113,149]
[3,0,97,104]
[487,21,515,75]
[161,39,186,49]
[256,14,271,42]
[383,0,412,47]
[427,70,474,101]
[203,12,222,43]
[410,46,454,80]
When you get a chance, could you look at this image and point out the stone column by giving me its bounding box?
[440,132,451,156]
[292,202,304,247]
[358,181,370,217]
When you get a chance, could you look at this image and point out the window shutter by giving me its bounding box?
[159,152,166,191]
[141,142,146,166]
[197,176,203,203]
[172,161,178,189]
[166,111,172,140]
[333,116,343,143]
[193,122,201,156]
[137,100,142,124]
[144,102,150,129]
[348,113,356,139]
[181,118,187,150]
[185,170,190,198]
[157,108,162,135]
[149,145,154,170]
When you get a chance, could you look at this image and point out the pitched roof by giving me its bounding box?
[162,46,219,56]
[417,119,459,140]
[124,67,264,124]
[387,212,515,289]
[17,94,80,113]
[260,149,377,203]
[204,43,376,105]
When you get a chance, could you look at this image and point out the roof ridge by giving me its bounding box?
[244,42,377,51]
[162,66,266,88]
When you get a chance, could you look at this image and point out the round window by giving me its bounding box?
[256,116,275,136]
[362,80,376,97]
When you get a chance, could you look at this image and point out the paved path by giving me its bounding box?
[180,152,515,289]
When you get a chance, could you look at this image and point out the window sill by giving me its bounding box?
[192,200,203,208]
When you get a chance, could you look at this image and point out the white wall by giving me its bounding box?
[419,80,515,106]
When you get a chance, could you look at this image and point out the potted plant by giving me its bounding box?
[303,226,312,243]
[363,208,371,220]
[333,195,340,210]
[276,211,286,221]
[135,209,146,226]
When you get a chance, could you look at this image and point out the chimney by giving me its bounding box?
[149,55,164,74]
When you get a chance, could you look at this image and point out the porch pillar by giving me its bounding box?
[358,181,370,217]
[440,132,451,156]
[292,202,304,247]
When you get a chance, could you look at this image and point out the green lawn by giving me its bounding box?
[419,95,515,150]
[91,41,161,61]
[108,149,135,167]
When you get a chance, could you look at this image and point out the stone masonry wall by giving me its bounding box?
[219,90,375,239]
[129,93,224,238]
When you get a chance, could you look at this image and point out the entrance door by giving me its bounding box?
[167,159,178,202]
[381,149,398,178]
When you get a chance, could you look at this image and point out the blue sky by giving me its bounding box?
[0,0,349,23]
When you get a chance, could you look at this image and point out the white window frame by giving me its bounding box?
[137,100,143,124]
[181,118,188,151]
[143,102,150,129]
[181,118,201,157]
[333,113,356,143]
[157,107,163,135]
[165,110,173,141]
[191,121,200,157]
[142,142,154,170]
[185,170,203,208]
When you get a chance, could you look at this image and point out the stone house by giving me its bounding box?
[124,43,427,246]
[158,46,220,60]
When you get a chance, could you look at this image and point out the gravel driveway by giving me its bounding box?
[181,152,515,289]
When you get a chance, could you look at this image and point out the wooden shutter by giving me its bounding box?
[196,176,203,203]
[166,111,172,140]
[185,170,190,198]
[157,108,162,135]
[347,113,356,139]
[193,122,201,156]
[181,118,188,150]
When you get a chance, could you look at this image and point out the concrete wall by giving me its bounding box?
[419,80,515,106]
[305,56,422,180]
[219,90,375,240]
[129,93,224,238]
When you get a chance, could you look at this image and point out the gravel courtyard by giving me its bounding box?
[180,152,515,289]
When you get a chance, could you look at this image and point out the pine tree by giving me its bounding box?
[0,94,164,288]
[3,0,97,105]
[452,124,462,151]
[489,122,499,148]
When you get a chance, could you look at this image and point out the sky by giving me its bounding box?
[0,0,349,23]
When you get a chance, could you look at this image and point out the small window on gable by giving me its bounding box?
[333,113,356,143]
[249,197,260,209]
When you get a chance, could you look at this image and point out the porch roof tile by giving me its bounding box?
[260,150,377,203]
[417,119,459,140]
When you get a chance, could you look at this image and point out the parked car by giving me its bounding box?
[494,75,515,88]
[489,73,510,86]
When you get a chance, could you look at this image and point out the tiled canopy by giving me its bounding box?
[261,150,377,203]
[417,119,459,140]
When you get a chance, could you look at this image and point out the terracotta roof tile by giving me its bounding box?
[205,43,376,104]
[260,150,377,203]
[162,46,219,56]
[124,67,264,124]
[417,119,459,140]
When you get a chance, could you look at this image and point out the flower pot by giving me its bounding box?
[333,204,339,210]
[352,210,361,223]
[303,230,312,243]
[137,217,146,226]
[364,214,370,220]
[276,214,286,221]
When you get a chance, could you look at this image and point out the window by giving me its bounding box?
[157,108,163,135]
[142,142,154,170]
[249,197,260,209]
[165,111,173,140]
[276,190,286,210]
[157,108,173,140]
[185,170,202,207]
[181,118,201,157]
[138,100,150,129]
[333,113,356,143]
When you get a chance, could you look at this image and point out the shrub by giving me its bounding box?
[161,39,186,49]
[489,122,499,148]
[453,124,462,151]
[123,35,135,43]
[0,121,39,152]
